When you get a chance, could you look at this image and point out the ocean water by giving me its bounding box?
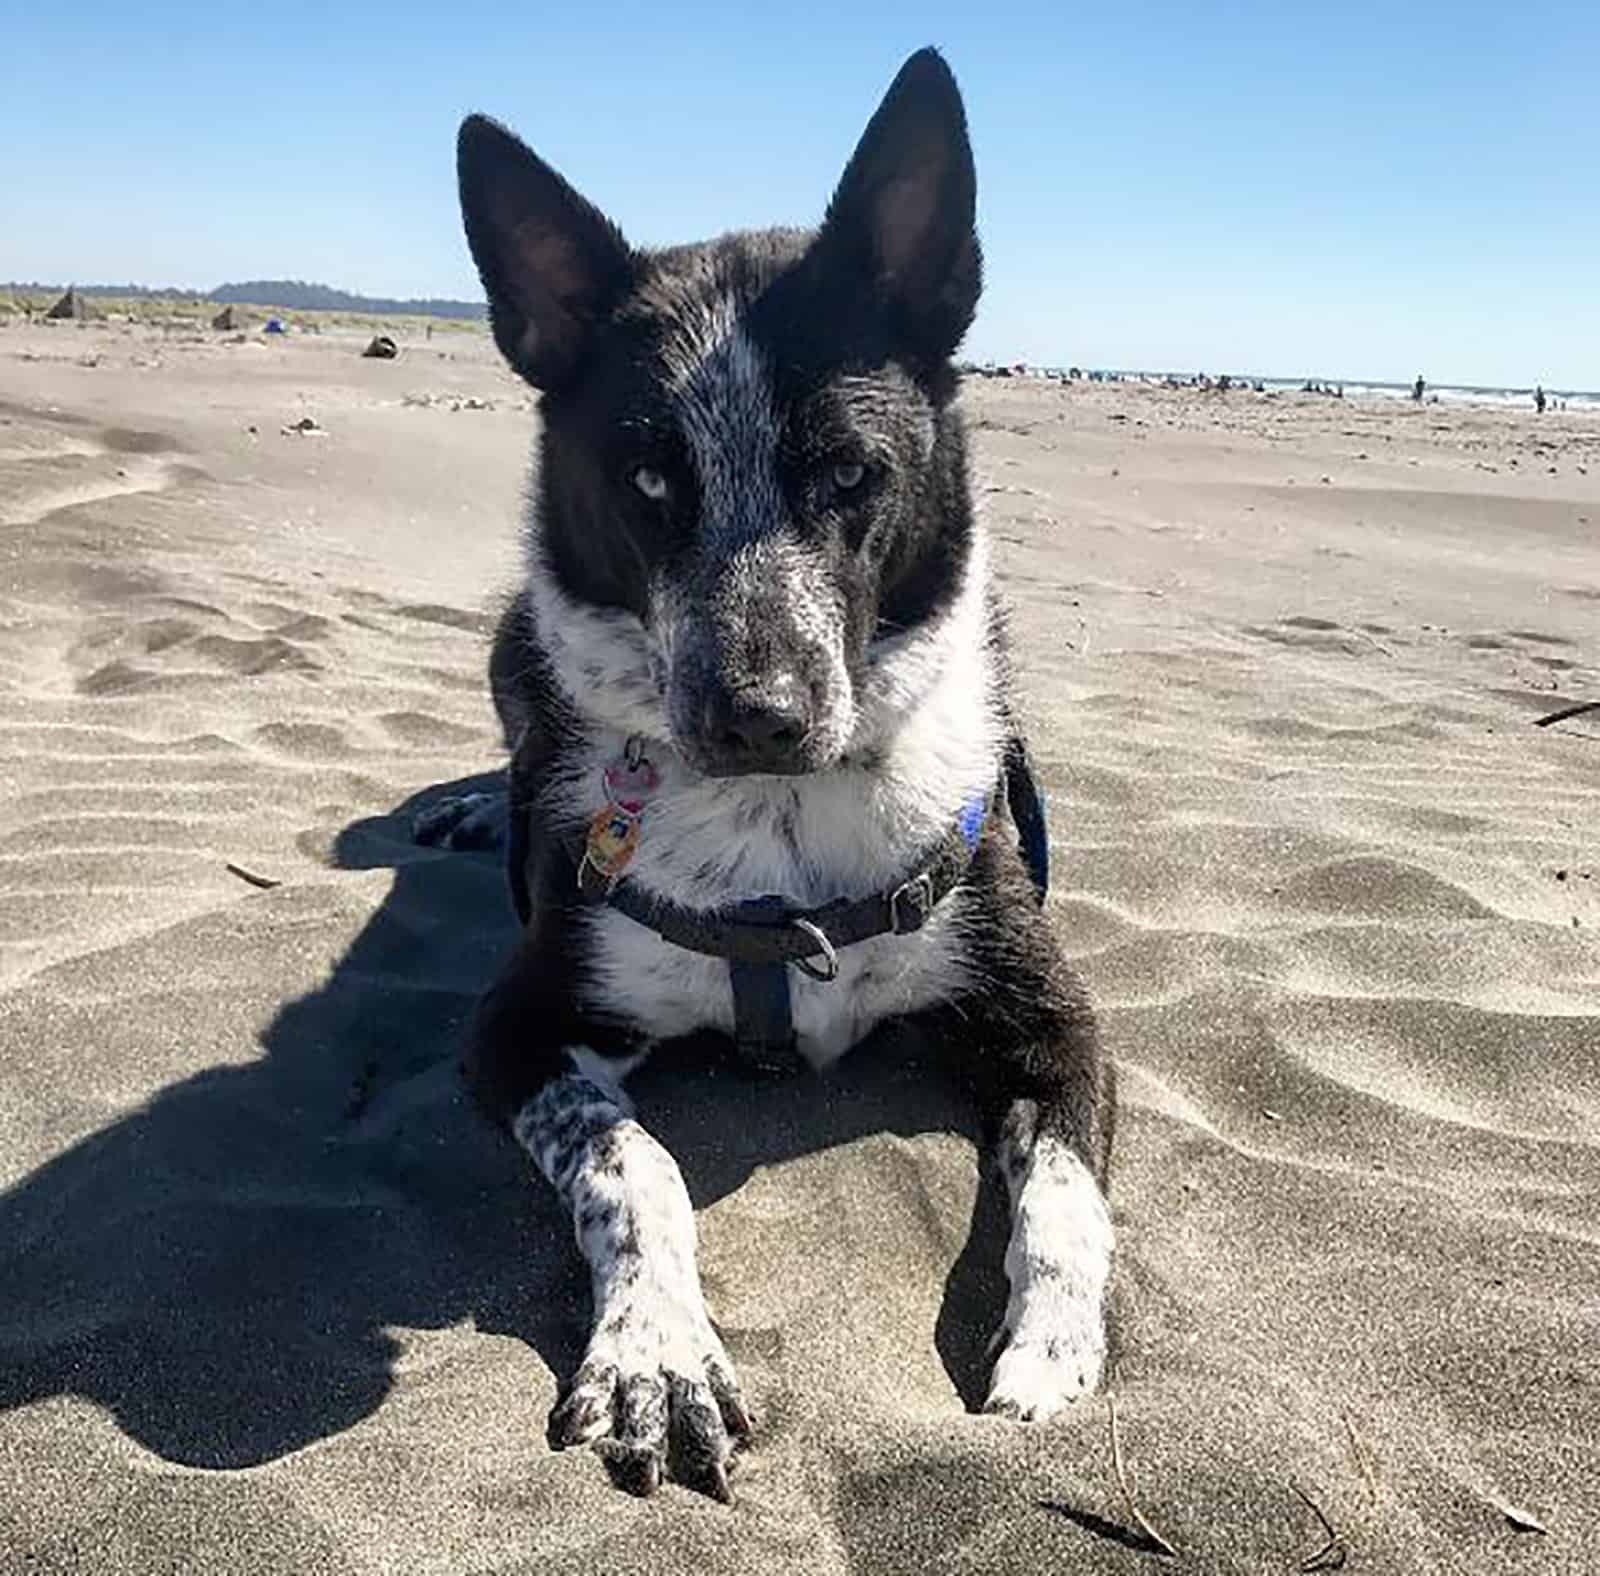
[1273,378,1600,412]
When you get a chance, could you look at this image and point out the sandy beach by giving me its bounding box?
[1,314,1596,1573]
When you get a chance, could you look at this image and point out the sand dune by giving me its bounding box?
[1,319,1596,1572]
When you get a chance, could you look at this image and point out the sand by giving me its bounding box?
[1,316,1596,1574]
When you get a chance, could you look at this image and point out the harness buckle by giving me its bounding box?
[889,872,935,934]
[789,917,839,982]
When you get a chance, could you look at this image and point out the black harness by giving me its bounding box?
[509,740,1050,1073]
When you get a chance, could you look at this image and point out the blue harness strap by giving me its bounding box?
[1004,736,1050,906]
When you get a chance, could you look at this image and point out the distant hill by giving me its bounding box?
[209,281,484,319]
[2,279,485,321]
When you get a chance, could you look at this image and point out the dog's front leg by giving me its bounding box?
[983,1095,1113,1418]
[513,1066,751,1498]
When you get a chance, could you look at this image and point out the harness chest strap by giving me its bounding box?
[531,745,1049,1073]
[568,812,979,972]
[562,791,995,1074]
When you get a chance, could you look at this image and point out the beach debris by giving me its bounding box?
[281,415,325,436]
[1532,699,1600,728]
[1290,1480,1348,1572]
[211,304,250,331]
[399,392,496,411]
[362,334,399,360]
[1340,1411,1379,1508]
[46,286,97,321]
[1500,1503,1549,1536]
[1106,1395,1180,1558]
[225,861,281,890]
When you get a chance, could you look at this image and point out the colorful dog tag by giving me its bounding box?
[584,805,641,886]
[578,739,659,896]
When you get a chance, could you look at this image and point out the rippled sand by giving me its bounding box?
[2,319,1596,1572]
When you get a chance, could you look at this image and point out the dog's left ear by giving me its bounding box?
[818,47,981,360]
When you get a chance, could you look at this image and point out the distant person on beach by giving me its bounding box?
[1534,385,1546,414]
[1412,374,1425,402]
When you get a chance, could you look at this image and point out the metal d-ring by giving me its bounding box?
[789,917,839,982]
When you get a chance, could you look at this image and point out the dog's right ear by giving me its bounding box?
[457,115,635,389]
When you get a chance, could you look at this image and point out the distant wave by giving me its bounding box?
[1031,366,1600,412]
[1331,381,1599,411]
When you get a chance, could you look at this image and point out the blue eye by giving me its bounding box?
[831,461,866,492]
[632,465,669,501]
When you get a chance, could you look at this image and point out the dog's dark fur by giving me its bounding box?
[432,48,1114,1501]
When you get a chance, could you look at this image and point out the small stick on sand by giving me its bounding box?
[1340,1410,1379,1507]
[1107,1394,1180,1558]
[1501,1503,1549,1536]
[225,861,281,890]
[1291,1480,1347,1572]
[1532,699,1600,728]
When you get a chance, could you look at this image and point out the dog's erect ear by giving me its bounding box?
[818,48,981,359]
[457,115,635,389]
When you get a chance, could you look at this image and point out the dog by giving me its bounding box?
[421,46,1114,1501]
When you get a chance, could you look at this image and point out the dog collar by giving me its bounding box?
[562,738,1048,1074]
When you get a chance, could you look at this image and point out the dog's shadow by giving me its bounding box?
[0,776,1008,1469]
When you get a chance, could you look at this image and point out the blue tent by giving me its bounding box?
[264,317,286,335]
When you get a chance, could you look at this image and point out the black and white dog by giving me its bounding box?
[426,47,1114,1501]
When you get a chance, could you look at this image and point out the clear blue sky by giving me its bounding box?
[4,1,1596,387]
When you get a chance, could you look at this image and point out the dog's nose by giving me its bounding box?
[702,681,814,774]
